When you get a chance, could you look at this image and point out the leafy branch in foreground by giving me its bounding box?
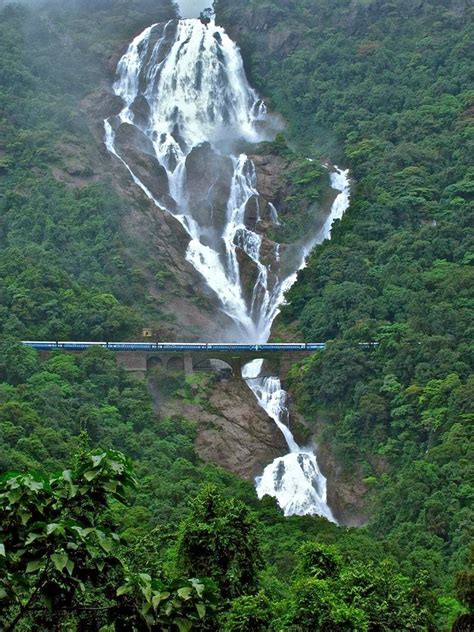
[0,448,215,631]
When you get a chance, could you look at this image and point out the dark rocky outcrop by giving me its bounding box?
[185,142,234,233]
[130,95,151,128]
[114,122,170,200]
[250,154,289,206]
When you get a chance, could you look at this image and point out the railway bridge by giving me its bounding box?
[22,341,328,380]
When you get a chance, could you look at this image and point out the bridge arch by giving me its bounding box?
[147,356,164,370]
[193,358,234,378]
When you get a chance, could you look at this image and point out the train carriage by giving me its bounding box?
[21,341,336,353]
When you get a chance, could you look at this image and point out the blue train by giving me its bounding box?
[21,341,329,352]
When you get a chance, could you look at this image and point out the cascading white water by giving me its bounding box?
[243,360,336,521]
[242,171,349,520]
[105,15,351,519]
[106,18,282,340]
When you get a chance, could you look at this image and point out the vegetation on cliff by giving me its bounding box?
[0,0,180,340]
[216,0,473,624]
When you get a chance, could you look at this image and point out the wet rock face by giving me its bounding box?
[250,154,289,208]
[307,431,369,527]
[150,373,289,480]
[114,122,170,199]
[243,195,259,229]
[166,378,288,481]
[185,142,234,232]
[235,247,260,306]
[115,121,155,156]
[88,89,124,123]
[130,95,151,128]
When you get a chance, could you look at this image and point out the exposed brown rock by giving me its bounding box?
[316,441,368,527]
[250,153,289,206]
[162,378,288,481]
[114,122,170,199]
[287,406,369,527]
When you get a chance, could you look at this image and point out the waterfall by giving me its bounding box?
[105,18,284,341]
[242,169,349,521]
[243,360,336,521]
[105,17,351,519]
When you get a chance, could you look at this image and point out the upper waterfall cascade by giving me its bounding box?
[106,18,288,341]
[105,17,350,518]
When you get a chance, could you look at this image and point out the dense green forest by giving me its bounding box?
[0,0,473,629]
[1,344,447,629]
[0,0,181,340]
[217,0,474,623]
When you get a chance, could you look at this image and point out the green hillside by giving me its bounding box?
[217,0,473,616]
[0,0,472,629]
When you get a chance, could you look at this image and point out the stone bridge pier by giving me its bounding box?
[116,350,311,381]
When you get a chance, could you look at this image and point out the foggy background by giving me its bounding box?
[0,0,214,18]
[177,0,213,18]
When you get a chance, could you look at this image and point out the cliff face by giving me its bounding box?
[151,374,288,481]
[27,1,355,510]
[77,89,236,342]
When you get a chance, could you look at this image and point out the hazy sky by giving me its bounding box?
[177,0,213,18]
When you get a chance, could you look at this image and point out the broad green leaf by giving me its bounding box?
[190,579,205,597]
[92,453,106,468]
[177,586,192,600]
[26,559,42,573]
[19,510,31,525]
[62,470,77,497]
[0,543,5,556]
[46,523,61,535]
[139,573,152,583]
[25,532,42,545]
[83,470,98,482]
[51,552,68,572]
[196,603,206,619]
[7,491,22,504]
[99,538,113,553]
[176,618,193,632]
[152,591,170,609]
[65,558,75,575]
[25,479,44,492]
[117,584,132,597]
[66,541,79,551]
[82,528,95,537]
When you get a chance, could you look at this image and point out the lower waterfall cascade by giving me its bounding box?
[243,360,337,521]
[105,14,351,519]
